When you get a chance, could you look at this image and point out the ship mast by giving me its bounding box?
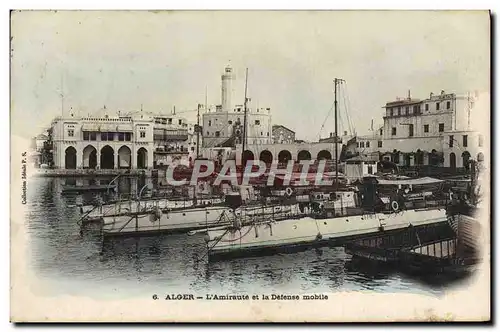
[334,78,344,189]
[196,103,201,159]
[242,68,249,153]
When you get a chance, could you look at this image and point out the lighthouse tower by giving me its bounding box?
[221,64,235,112]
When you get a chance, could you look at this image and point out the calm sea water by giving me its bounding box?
[24,177,469,300]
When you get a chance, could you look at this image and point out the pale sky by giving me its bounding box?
[11,10,490,141]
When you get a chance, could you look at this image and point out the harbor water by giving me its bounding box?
[24,177,471,300]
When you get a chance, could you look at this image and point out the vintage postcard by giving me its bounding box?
[10,10,491,322]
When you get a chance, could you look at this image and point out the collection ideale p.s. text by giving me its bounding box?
[21,152,27,205]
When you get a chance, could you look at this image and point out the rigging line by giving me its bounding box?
[340,84,353,136]
[343,85,354,136]
[337,99,346,136]
[341,83,354,135]
[316,102,335,140]
[344,83,356,135]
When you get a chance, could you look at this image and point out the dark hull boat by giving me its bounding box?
[61,184,117,194]
[344,216,481,278]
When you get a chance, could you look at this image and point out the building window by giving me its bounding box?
[255,120,260,125]
[118,133,125,141]
[425,104,429,111]
[107,132,114,141]
[479,134,484,147]
[191,147,195,152]
[439,123,444,132]
[398,107,401,116]
[378,140,383,148]
[101,132,108,141]
[83,132,90,140]
[179,119,182,125]
[90,132,97,141]
[125,133,131,141]
[463,135,468,147]
[436,102,440,110]
[68,129,74,137]
[261,132,263,136]
[390,108,393,116]
[367,165,373,175]
[140,131,146,138]
[267,132,269,136]
[360,142,364,148]
[366,141,370,148]
[412,105,417,114]
[424,124,429,133]
[206,131,209,136]
[391,127,397,136]
[228,120,232,125]
[379,128,383,136]
[405,106,409,115]
[356,142,359,148]
[408,124,414,137]
[447,101,451,109]
[215,131,220,137]
[449,135,454,148]
[168,118,172,124]
[208,120,212,126]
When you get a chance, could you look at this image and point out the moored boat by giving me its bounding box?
[204,175,451,260]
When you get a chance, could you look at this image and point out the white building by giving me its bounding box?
[51,112,155,170]
[344,155,378,181]
[49,105,200,170]
[152,114,192,167]
[202,65,272,148]
[378,90,488,170]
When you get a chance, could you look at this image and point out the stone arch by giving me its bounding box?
[65,146,77,169]
[449,152,456,170]
[242,150,255,165]
[100,145,115,169]
[297,150,311,161]
[137,147,148,169]
[259,150,273,164]
[278,150,292,163]
[118,145,132,169]
[477,152,484,162]
[82,145,97,169]
[317,150,332,160]
[462,151,471,170]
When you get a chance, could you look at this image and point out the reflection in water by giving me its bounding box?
[25,177,462,298]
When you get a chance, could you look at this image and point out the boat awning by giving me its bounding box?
[377,177,444,186]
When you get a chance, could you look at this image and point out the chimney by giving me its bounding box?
[441,90,445,95]
[430,92,434,98]
[408,90,411,100]
[330,132,333,138]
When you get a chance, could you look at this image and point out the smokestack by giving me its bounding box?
[408,90,411,100]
